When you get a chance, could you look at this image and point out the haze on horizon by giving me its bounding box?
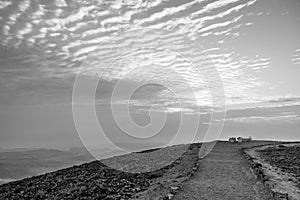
[0,0,299,150]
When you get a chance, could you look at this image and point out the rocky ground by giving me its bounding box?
[243,142,300,200]
[257,144,300,188]
[0,143,201,200]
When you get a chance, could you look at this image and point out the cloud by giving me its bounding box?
[0,1,11,10]
[0,0,259,60]
[18,0,31,12]
[0,0,288,108]
[55,0,68,8]
[191,0,242,18]
[16,23,32,39]
[218,103,300,124]
[291,48,300,65]
[135,0,197,25]
[197,15,243,34]
[267,96,300,104]
[224,115,300,123]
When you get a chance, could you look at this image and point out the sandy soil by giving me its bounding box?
[173,141,274,200]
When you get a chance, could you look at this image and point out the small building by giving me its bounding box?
[237,136,252,143]
[237,137,243,143]
[228,137,237,143]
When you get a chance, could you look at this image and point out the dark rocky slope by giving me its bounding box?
[0,143,201,200]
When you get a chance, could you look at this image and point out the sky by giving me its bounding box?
[0,0,299,150]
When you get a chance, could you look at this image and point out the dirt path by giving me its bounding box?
[174,141,274,200]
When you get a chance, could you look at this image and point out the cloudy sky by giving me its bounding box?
[0,0,299,149]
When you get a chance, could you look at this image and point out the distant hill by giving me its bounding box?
[0,144,167,184]
[0,148,94,181]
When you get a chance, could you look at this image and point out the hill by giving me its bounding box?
[0,143,201,200]
[0,148,94,181]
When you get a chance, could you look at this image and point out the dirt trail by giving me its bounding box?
[174,141,274,200]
